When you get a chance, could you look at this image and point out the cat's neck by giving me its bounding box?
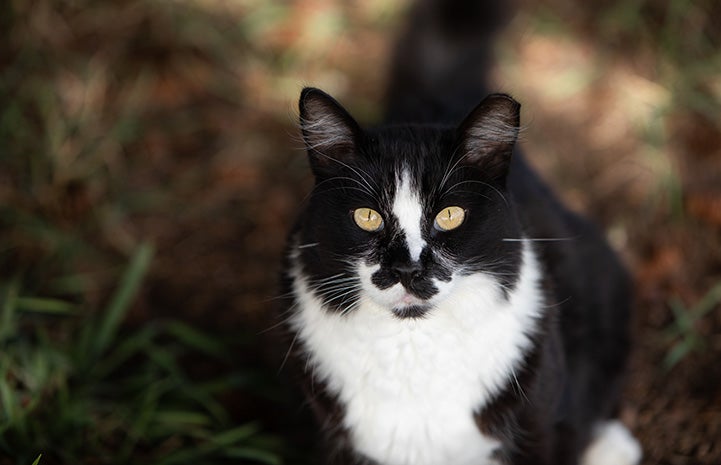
[288,238,545,465]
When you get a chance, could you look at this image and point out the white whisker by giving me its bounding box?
[441,179,509,205]
[277,331,299,374]
[436,146,464,195]
[510,366,529,403]
[502,237,577,242]
[313,150,380,197]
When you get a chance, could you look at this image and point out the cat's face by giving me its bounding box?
[294,88,523,319]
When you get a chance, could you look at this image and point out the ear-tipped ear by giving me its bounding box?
[299,87,361,176]
[457,93,520,179]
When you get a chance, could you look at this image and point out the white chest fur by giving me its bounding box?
[290,243,543,465]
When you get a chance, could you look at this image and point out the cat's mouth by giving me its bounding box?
[392,304,431,319]
[390,291,431,319]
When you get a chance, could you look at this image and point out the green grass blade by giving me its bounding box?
[209,423,262,446]
[664,341,690,370]
[154,447,206,465]
[0,278,20,342]
[691,282,721,319]
[15,297,77,315]
[176,382,229,425]
[0,378,17,425]
[90,324,158,380]
[153,423,267,465]
[92,242,154,358]
[664,332,704,371]
[31,454,42,465]
[164,321,225,358]
[667,297,691,334]
[225,447,283,465]
[120,378,171,458]
[154,410,212,427]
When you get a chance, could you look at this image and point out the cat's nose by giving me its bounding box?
[390,261,423,286]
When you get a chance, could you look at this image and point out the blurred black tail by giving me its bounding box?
[383,0,514,125]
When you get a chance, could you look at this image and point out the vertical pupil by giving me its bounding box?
[447,209,452,219]
[367,210,372,221]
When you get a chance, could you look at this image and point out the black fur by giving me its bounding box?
[279,0,633,463]
[296,88,524,314]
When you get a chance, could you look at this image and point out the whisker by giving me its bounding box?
[314,286,363,299]
[311,277,362,293]
[510,366,530,403]
[309,279,360,291]
[502,237,577,242]
[259,309,297,334]
[277,331,300,374]
[308,148,380,197]
[314,175,377,199]
[339,298,362,317]
[310,272,349,282]
[453,190,492,201]
[436,146,464,195]
[316,186,377,197]
[442,179,508,206]
[543,296,572,309]
[322,287,363,305]
[262,291,297,302]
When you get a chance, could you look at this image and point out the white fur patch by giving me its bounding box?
[580,420,642,465]
[290,241,543,465]
[392,171,426,261]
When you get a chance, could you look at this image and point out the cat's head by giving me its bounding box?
[293,87,523,319]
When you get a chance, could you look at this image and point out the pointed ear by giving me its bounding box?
[457,94,520,179]
[299,87,361,177]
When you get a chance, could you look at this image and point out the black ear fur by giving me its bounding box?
[457,93,520,180]
[299,88,361,177]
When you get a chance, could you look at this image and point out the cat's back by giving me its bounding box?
[508,151,633,435]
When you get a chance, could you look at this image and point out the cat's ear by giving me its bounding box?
[299,87,361,177]
[456,94,520,179]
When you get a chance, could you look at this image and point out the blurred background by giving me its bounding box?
[1,0,720,464]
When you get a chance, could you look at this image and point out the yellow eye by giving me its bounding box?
[434,206,465,231]
[353,207,384,232]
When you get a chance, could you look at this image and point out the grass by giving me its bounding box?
[1,0,298,463]
[0,244,286,464]
[664,282,721,370]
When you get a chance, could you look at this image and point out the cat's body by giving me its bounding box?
[279,1,641,464]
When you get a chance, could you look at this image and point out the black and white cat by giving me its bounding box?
[279,1,641,464]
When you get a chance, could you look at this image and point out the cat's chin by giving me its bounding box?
[391,304,431,320]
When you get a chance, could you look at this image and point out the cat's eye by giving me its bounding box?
[434,206,466,231]
[353,207,384,232]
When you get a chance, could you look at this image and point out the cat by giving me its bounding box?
[278,1,642,464]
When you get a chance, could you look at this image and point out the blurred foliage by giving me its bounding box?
[1,0,250,280]
[0,244,285,464]
[0,0,298,463]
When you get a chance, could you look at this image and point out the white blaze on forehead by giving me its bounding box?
[392,171,426,261]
